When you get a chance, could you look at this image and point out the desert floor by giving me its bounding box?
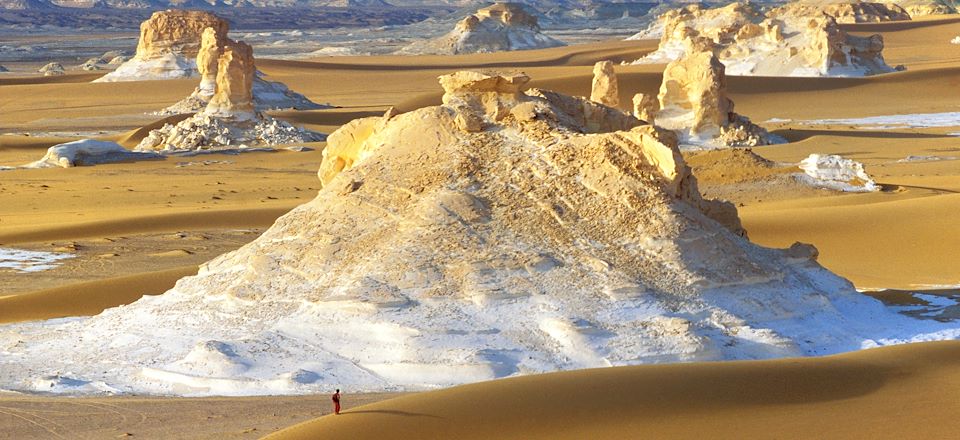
[1,15,959,439]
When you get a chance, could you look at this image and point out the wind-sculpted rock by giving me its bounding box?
[156,26,325,115]
[39,62,64,76]
[889,0,956,16]
[96,10,228,82]
[205,40,255,119]
[631,1,897,76]
[399,2,565,55]
[5,71,951,396]
[590,60,619,108]
[95,9,328,113]
[657,45,779,147]
[772,0,911,23]
[136,39,323,153]
[632,93,658,123]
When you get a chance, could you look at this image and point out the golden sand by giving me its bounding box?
[266,341,960,440]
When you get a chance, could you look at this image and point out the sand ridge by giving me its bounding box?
[265,341,960,440]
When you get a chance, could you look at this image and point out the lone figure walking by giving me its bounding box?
[332,389,341,415]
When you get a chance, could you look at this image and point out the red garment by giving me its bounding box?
[332,393,341,414]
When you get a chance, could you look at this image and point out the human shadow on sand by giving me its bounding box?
[342,410,443,419]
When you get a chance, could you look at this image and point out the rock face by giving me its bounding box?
[631,1,896,77]
[195,26,221,99]
[96,10,228,82]
[136,38,323,152]
[657,44,778,148]
[399,2,566,55]
[590,60,619,108]
[3,71,955,396]
[205,40,255,118]
[632,93,658,123]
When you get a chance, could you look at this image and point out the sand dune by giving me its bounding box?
[0,265,197,324]
[266,341,960,440]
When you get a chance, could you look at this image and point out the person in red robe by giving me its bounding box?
[332,389,341,415]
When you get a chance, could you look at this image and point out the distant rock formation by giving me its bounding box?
[26,140,160,168]
[656,42,778,148]
[136,39,323,152]
[772,0,911,23]
[890,0,957,16]
[39,62,64,76]
[590,60,619,108]
[399,2,566,55]
[631,2,896,77]
[96,10,227,82]
[0,0,56,9]
[6,70,954,395]
[0,65,9,73]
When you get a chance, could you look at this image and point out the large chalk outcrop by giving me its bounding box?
[136,39,322,153]
[96,10,228,82]
[631,2,896,77]
[2,71,956,396]
[399,2,565,55]
[656,43,778,148]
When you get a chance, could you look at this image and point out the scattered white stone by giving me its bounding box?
[0,248,74,273]
[26,140,161,168]
[798,154,879,192]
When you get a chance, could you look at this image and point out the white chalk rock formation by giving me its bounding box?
[399,2,566,55]
[590,60,619,108]
[95,10,229,82]
[1,71,956,396]
[890,0,956,16]
[26,140,160,168]
[39,62,64,76]
[156,26,325,115]
[798,154,880,192]
[773,0,911,23]
[656,43,779,148]
[631,2,896,77]
[136,39,323,153]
